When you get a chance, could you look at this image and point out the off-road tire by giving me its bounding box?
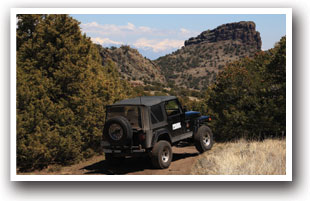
[103,116,133,146]
[151,140,172,169]
[194,125,213,153]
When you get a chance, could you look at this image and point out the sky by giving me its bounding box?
[71,14,286,60]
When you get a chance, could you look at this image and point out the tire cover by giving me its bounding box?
[103,116,133,145]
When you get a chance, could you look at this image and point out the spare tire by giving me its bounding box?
[103,116,133,146]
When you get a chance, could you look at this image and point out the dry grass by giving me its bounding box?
[191,139,286,175]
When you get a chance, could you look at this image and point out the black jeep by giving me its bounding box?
[101,96,213,169]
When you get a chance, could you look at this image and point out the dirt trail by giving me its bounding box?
[83,146,199,175]
[23,146,200,175]
[128,146,199,175]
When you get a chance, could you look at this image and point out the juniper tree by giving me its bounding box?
[206,37,286,141]
[17,14,132,171]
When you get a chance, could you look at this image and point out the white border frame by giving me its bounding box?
[10,8,292,181]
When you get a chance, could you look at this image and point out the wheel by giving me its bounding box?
[194,125,214,153]
[151,141,172,169]
[103,116,132,146]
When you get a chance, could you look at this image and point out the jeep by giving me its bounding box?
[101,96,213,169]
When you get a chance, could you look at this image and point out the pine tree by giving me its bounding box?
[206,37,286,141]
[17,14,132,171]
[265,37,286,135]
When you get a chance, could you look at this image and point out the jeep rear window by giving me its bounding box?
[151,104,164,123]
[107,106,142,129]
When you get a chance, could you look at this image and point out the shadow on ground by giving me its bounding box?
[82,152,198,175]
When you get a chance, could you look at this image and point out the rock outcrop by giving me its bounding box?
[155,21,262,89]
[184,21,261,50]
[97,21,263,90]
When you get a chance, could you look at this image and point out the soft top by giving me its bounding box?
[111,96,177,107]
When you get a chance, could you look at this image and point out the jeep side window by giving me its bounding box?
[151,104,164,124]
[165,100,181,116]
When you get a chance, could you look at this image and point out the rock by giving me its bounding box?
[155,21,263,90]
[184,21,261,50]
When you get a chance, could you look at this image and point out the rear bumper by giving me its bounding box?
[101,141,146,154]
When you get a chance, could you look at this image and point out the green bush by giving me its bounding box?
[16,14,132,171]
[206,37,286,141]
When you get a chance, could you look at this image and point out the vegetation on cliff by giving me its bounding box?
[155,21,262,89]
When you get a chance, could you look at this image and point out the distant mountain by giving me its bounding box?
[155,21,262,89]
[96,45,166,85]
[96,21,262,90]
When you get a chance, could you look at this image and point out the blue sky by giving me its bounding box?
[71,14,286,60]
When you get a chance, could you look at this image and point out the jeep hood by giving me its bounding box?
[185,111,201,119]
[185,111,210,121]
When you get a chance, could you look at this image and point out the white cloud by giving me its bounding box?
[133,38,184,52]
[81,22,154,36]
[180,28,190,35]
[81,21,198,38]
[180,28,200,38]
[80,21,198,57]
[138,26,152,33]
[87,21,100,27]
[91,37,123,46]
[90,36,183,53]
[126,22,135,31]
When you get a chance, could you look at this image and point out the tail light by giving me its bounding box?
[139,133,146,141]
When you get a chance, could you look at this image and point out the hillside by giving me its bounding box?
[95,21,262,90]
[155,21,262,89]
[96,45,166,85]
